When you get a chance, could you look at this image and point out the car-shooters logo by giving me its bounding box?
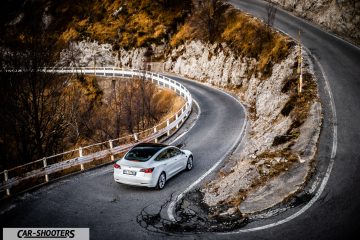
[3,228,89,240]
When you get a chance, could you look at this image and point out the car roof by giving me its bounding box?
[131,142,168,149]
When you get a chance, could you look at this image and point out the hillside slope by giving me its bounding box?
[0,0,191,49]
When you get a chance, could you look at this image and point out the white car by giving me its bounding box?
[114,143,193,189]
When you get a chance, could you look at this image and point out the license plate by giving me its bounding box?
[123,170,136,176]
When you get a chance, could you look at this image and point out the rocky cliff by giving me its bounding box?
[164,40,321,214]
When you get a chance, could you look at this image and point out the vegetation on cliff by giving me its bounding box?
[1,0,291,75]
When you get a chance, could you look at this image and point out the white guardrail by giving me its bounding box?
[0,68,193,196]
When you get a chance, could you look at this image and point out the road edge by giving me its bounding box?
[166,74,248,222]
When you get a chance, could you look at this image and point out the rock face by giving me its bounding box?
[60,41,115,67]
[164,41,257,87]
[269,0,360,44]
[60,41,162,70]
[59,40,151,69]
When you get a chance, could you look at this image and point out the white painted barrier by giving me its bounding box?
[0,68,192,196]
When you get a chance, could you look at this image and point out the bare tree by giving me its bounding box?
[111,79,122,138]
[0,37,70,167]
[190,0,229,43]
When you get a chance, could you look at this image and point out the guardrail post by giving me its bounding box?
[109,140,114,162]
[153,127,158,143]
[167,120,170,136]
[43,157,49,182]
[79,147,84,171]
[4,170,10,196]
[181,108,184,123]
[176,113,179,129]
[133,133,138,142]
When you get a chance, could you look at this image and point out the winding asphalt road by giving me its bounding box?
[207,0,360,239]
[0,77,246,239]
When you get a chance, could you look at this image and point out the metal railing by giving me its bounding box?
[0,68,193,196]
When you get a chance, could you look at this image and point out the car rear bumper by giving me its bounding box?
[114,171,157,188]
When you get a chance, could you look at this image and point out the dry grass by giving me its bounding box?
[59,27,79,42]
[53,0,191,47]
[3,0,292,75]
[170,22,195,47]
[155,89,185,123]
[221,10,293,77]
[169,4,293,78]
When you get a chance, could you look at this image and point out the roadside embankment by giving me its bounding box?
[164,40,322,215]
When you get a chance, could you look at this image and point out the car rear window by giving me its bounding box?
[124,146,162,162]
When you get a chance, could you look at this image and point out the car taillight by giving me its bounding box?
[140,168,154,173]
[114,163,121,169]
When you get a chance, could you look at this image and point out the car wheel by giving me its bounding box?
[156,172,166,190]
[186,156,193,171]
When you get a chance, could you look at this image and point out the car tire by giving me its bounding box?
[156,172,166,190]
[186,156,193,171]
